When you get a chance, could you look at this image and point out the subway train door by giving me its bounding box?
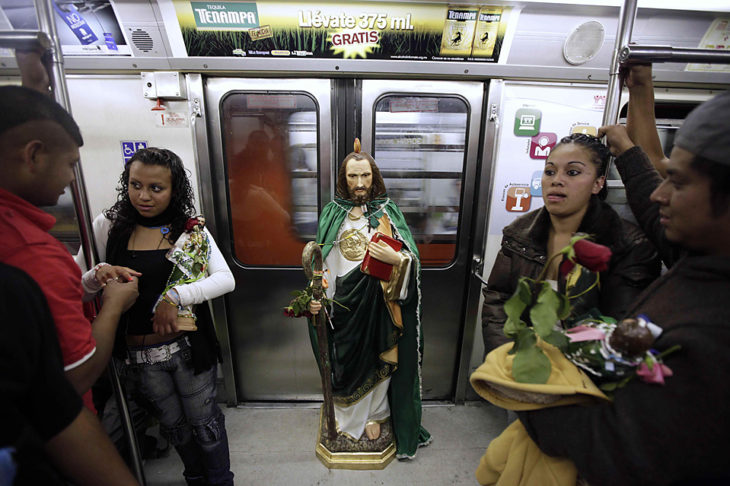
[203,78,333,403]
[360,80,484,399]
[202,78,484,402]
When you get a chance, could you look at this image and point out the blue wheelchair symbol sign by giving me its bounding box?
[121,141,148,164]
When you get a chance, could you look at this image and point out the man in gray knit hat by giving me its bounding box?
[514,72,730,486]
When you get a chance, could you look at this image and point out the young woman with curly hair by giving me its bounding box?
[79,147,235,486]
[482,134,661,354]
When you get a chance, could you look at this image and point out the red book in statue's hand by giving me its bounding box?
[361,232,403,281]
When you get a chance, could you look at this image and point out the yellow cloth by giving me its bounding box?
[476,420,577,486]
[470,341,610,486]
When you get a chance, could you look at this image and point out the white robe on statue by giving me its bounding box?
[323,209,411,440]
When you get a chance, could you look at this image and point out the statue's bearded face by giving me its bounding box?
[345,157,373,204]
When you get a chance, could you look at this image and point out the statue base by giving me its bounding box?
[315,405,396,470]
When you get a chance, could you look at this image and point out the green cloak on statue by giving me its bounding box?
[308,196,431,458]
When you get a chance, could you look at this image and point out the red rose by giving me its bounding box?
[559,258,575,277]
[573,239,612,273]
[185,218,200,232]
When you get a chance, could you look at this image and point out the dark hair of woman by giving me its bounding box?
[104,147,195,246]
[555,133,611,200]
[335,151,387,200]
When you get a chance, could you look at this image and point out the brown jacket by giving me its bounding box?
[482,195,661,353]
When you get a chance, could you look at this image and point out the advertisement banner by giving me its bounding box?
[173,1,511,61]
[51,0,131,56]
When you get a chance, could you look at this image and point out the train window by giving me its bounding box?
[221,92,317,266]
[373,95,468,267]
[44,191,82,255]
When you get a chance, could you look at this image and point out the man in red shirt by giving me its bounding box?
[0,83,138,409]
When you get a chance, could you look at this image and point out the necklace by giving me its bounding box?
[130,225,170,258]
[348,205,367,221]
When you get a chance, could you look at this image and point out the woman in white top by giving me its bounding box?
[80,147,235,486]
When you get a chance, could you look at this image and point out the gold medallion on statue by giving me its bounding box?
[339,229,368,261]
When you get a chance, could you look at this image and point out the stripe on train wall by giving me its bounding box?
[171,0,514,61]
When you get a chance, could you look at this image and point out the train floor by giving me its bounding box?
[141,401,507,486]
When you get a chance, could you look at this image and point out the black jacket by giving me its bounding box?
[482,194,661,353]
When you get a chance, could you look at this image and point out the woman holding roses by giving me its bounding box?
[78,147,235,486]
[482,133,660,354]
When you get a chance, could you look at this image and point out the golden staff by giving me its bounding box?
[302,241,337,440]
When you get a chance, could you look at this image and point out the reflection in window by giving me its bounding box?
[222,93,318,266]
[44,189,81,254]
[373,96,468,267]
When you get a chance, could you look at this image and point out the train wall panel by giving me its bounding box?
[66,75,199,219]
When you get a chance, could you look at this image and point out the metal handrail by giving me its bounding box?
[0,30,51,50]
[620,45,730,65]
[603,0,638,127]
[603,0,729,186]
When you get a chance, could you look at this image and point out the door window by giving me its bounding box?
[373,95,469,267]
[221,93,318,266]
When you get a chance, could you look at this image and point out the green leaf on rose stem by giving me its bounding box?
[556,292,571,320]
[512,329,551,383]
[569,233,590,245]
[541,329,569,351]
[504,278,531,321]
[530,282,560,338]
[504,317,527,339]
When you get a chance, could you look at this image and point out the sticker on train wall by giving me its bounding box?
[121,141,148,164]
[571,124,597,136]
[154,112,189,128]
[103,32,118,51]
[530,170,543,197]
[529,132,557,159]
[505,186,531,212]
[514,108,541,136]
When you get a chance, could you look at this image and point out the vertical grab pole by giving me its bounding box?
[33,2,147,484]
[603,0,639,127]
[33,1,97,269]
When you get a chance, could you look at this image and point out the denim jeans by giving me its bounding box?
[124,344,234,486]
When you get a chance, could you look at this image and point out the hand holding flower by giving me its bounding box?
[153,299,180,336]
[310,299,322,316]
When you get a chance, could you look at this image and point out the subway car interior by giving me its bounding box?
[0,0,728,484]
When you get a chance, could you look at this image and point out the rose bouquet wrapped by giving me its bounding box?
[156,217,210,331]
[503,233,677,390]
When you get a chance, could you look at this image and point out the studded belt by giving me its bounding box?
[126,336,190,365]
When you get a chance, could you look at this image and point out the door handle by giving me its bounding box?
[472,256,488,288]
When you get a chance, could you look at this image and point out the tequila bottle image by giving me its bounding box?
[440,6,478,56]
[472,7,502,58]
